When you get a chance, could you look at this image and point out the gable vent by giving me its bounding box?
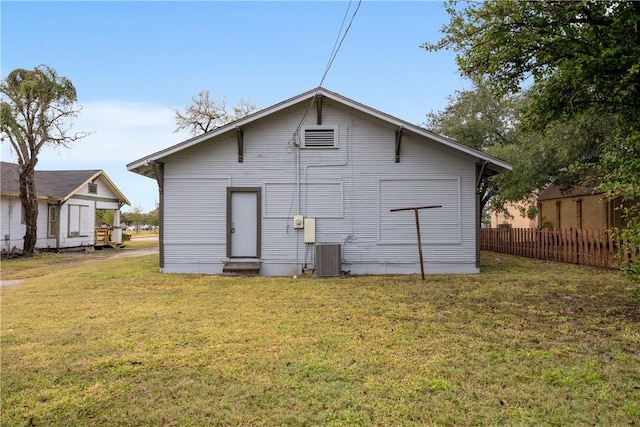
[302,126,337,148]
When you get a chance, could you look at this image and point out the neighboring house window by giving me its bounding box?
[555,201,562,229]
[538,203,543,227]
[48,205,57,237]
[576,199,583,229]
[301,126,338,148]
[609,198,625,229]
[88,182,98,194]
[68,204,89,237]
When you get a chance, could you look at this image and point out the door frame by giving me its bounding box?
[226,187,262,258]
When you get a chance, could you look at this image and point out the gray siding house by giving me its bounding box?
[1,162,130,253]
[128,88,511,276]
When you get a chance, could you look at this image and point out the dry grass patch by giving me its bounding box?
[1,252,639,426]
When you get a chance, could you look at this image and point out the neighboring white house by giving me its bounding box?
[1,162,130,253]
[127,87,511,276]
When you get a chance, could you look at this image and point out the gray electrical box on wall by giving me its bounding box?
[304,218,316,243]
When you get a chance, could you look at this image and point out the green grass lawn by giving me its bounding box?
[1,252,639,426]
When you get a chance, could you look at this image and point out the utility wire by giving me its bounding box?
[291,0,363,144]
[319,0,362,89]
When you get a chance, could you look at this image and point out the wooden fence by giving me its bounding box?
[480,228,638,269]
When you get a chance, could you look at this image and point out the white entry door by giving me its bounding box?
[228,189,261,258]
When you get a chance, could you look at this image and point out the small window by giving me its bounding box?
[48,205,57,237]
[88,182,97,194]
[302,126,338,148]
[576,199,582,229]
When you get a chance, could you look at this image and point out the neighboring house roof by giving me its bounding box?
[1,161,131,205]
[538,184,602,201]
[127,87,513,178]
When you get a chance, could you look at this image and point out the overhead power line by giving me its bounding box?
[292,0,363,143]
[319,0,362,89]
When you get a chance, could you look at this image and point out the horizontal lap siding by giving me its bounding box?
[163,177,228,243]
[335,108,476,267]
[264,182,343,218]
[163,177,228,264]
[162,110,303,267]
[75,175,121,200]
[0,198,55,250]
[378,178,461,244]
[1,197,24,251]
[161,99,478,273]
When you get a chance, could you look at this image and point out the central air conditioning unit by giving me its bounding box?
[315,243,341,278]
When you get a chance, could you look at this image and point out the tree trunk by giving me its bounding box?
[19,161,38,256]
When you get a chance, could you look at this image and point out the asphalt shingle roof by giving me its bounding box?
[537,184,602,201]
[1,161,102,200]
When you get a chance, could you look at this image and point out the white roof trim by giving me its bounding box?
[66,170,132,206]
[127,87,512,176]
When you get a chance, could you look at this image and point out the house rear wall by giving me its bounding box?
[160,99,479,275]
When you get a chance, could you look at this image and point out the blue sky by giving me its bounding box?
[1,1,468,212]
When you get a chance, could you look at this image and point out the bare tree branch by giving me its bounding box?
[174,90,258,137]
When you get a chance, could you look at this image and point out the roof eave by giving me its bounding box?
[316,89,513,172]
[0,191,63,203]
[64,170,132,206]
[127,87,325,176]
[127,87,513,176]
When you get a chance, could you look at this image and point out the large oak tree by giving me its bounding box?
[423,78,522,216]
[1,65,87,255]
[424,0,640,277]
